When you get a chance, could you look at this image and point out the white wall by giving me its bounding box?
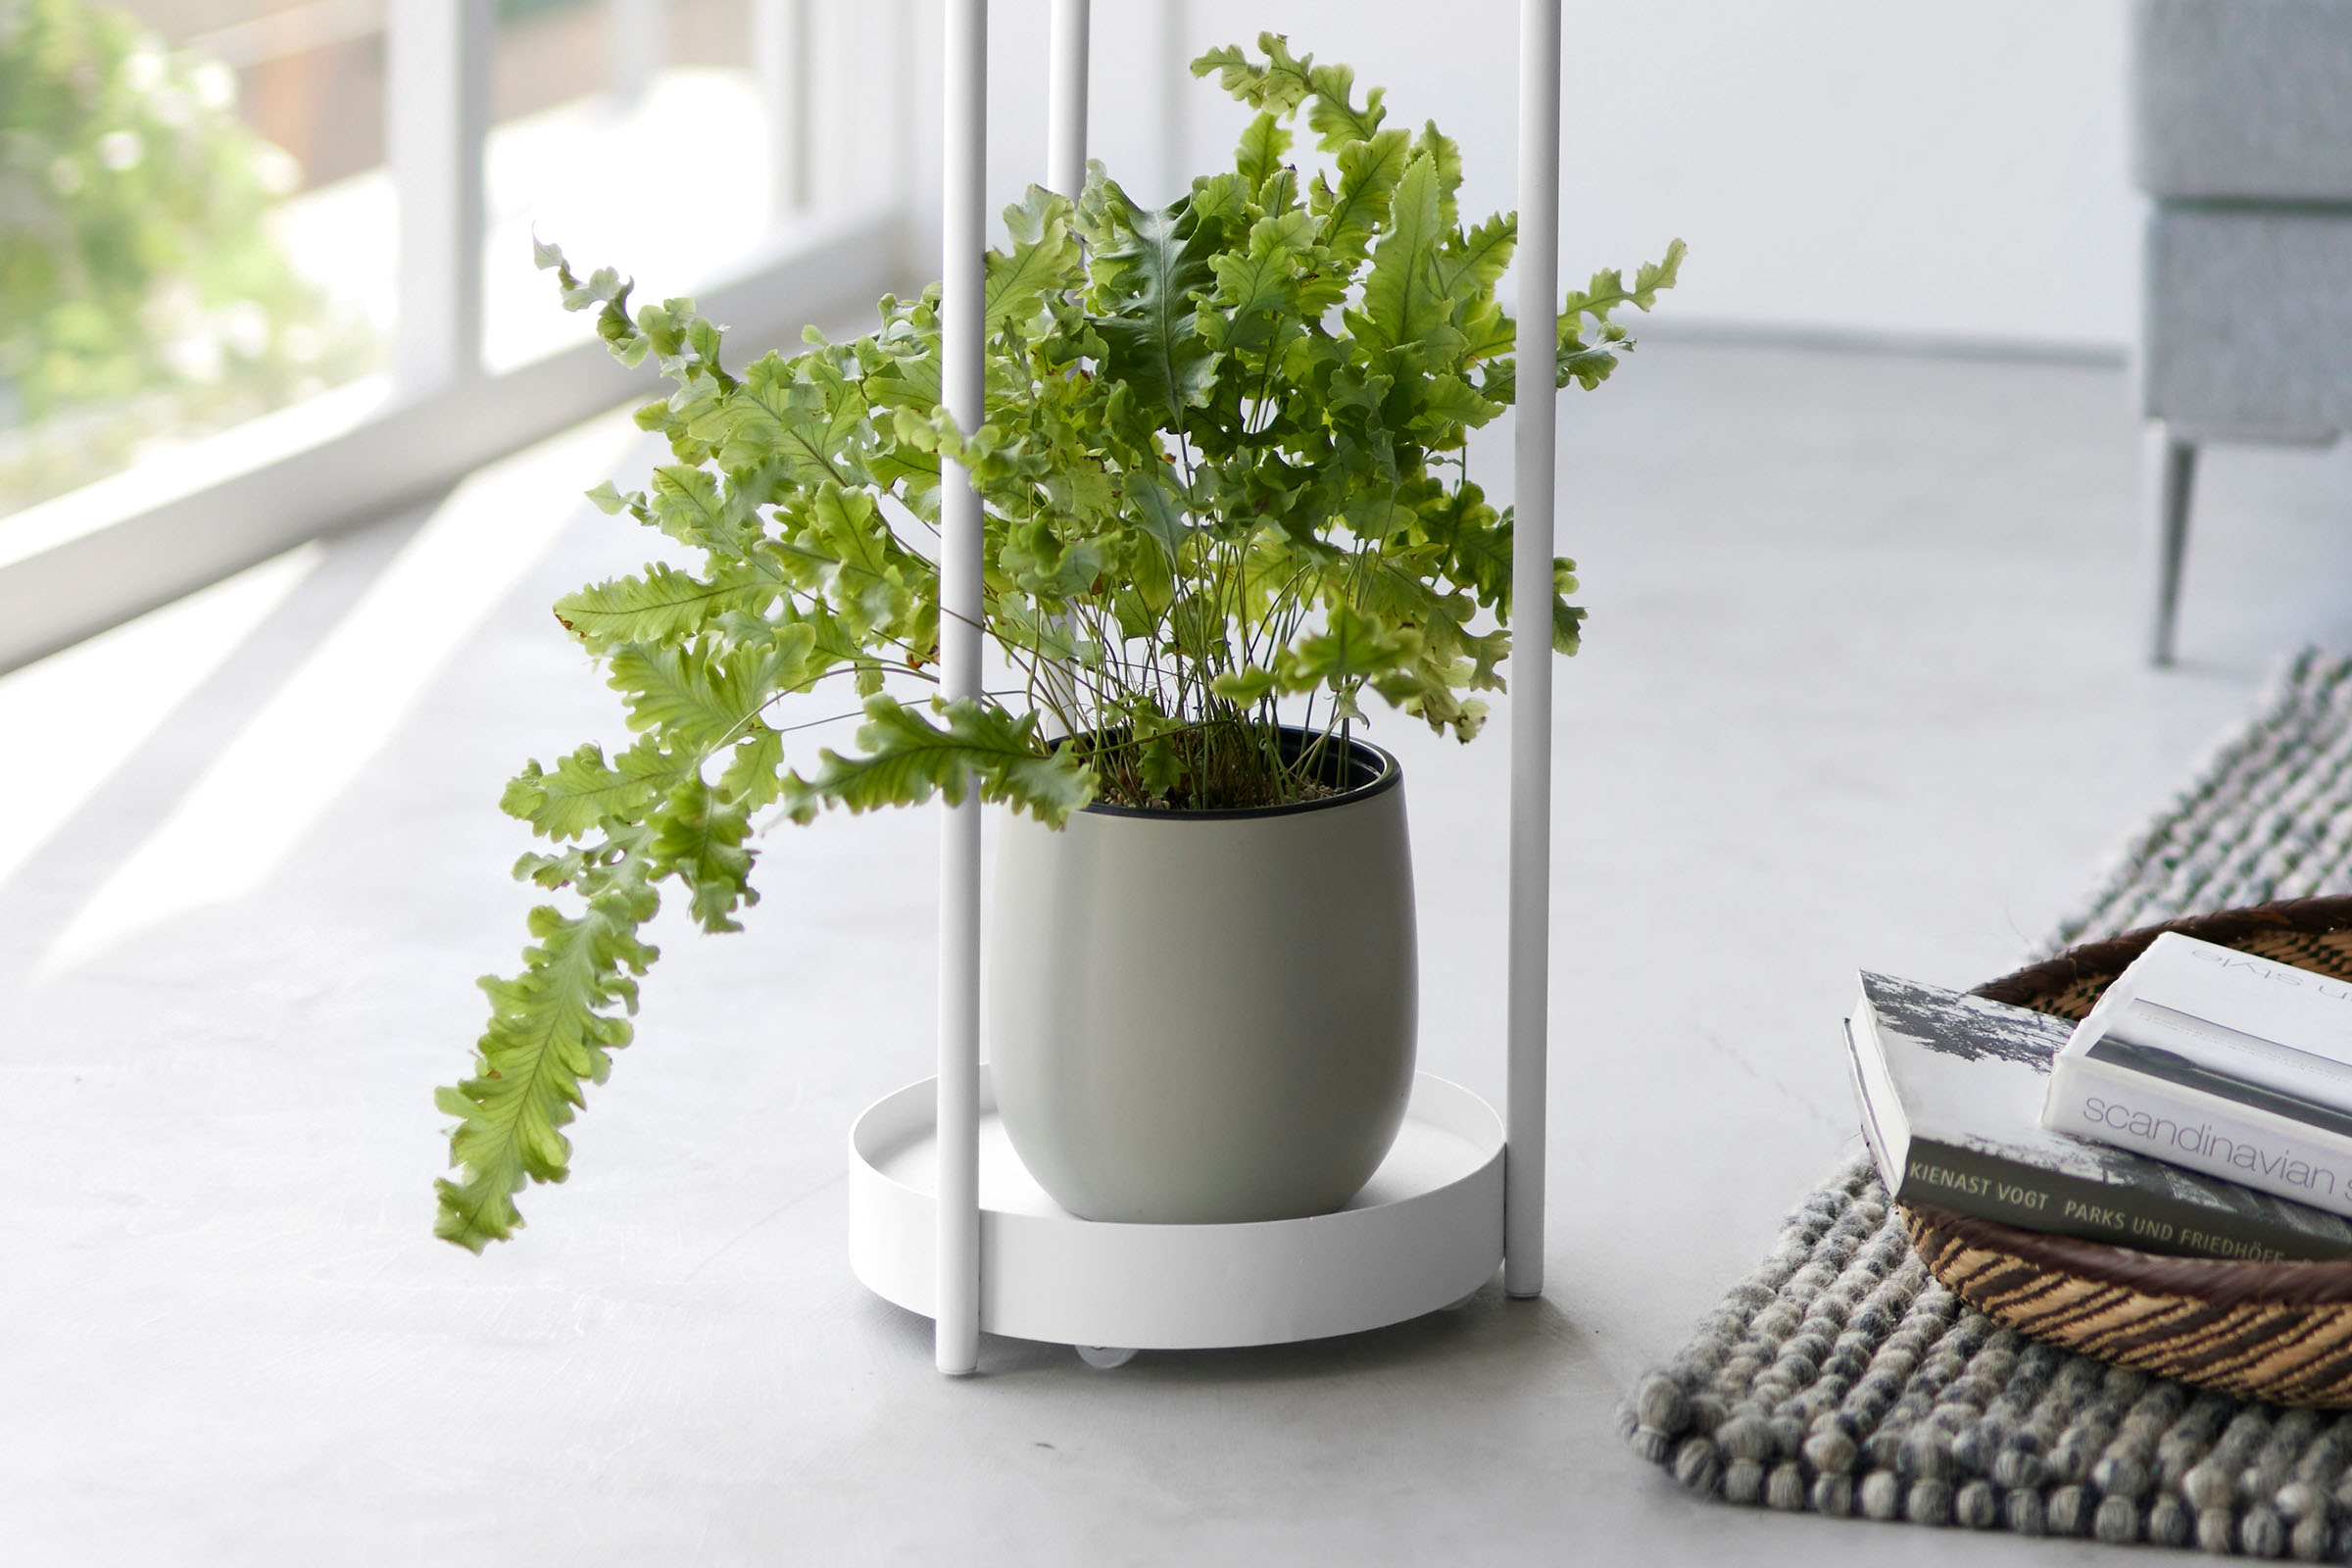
[906,0,2138,353]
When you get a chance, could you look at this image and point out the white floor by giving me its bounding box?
[8,336,2352,1565]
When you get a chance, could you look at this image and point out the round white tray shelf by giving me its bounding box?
[849,1069,1505,1352]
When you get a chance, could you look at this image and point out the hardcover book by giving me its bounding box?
[2069,932,2352,1104]
[2044,1042,2352,1218]
[1845,971,2352,1262]
[2039,934,2352,1217]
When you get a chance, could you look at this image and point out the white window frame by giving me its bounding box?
[0,0,908,673]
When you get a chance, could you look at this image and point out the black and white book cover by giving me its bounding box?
[1848,971,2352,1261]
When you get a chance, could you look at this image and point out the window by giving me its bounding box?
[0,0,908,672]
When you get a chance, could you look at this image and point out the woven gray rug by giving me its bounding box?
[1620,649,2352,1556]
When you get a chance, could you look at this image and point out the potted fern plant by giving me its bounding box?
[434,35,1682,1248]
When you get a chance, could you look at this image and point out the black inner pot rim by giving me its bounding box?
[1069,728,1401,821]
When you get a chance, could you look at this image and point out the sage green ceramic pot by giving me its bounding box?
[988,731,1416,1224]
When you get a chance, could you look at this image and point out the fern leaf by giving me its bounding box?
[1190,33,1315,117]
[1631,239,1688,308]
[434,879,660,1251]
[1083,175,1224,424]
[1358,154,1446,352]
[554,562,774,654]
[1434,212,1516,304]
[1552,558,1586,656]
[501,741,690,842]
[1555,322,1632,391]
[1412,121,1463,229]
[987,186,1082,328]
[780,697,1096,825]
[607,628,809,755]
[802,483,919,637]
[648,777,758,933]
[1276,604,1421,689]
[1559,238,1689,329]
[1550,239,1687,389]
[1235,112,1293,190]
[1403,373,1501,442]
[718,721,787,811]
[1422,484,1512,610]
[689,357,862,488]
[647,464,754,555]
[1318,128,1410,266]
[1302,61,1387,153]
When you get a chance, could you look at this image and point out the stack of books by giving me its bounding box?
[1844,962,2352,1262]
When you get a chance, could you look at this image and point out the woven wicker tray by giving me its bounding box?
[1904,896,2352,1407]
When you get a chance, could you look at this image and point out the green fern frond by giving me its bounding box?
[779,697,1096,825]
[554,563,775,655]
[434,875,660,1252]
[647,777,759,933]
[501,741,690,842]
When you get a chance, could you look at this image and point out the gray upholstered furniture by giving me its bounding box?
[2133,0,2352,664]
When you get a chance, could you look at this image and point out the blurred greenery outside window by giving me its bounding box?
[0,0,376,516]
[0,0,755,521]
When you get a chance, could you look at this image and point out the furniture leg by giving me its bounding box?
[2146,424,2198,667]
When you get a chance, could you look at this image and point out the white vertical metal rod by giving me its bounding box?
[752,0,812,216]
[1505,0,1561,1301]
[1155,0,1186,202]
[935,0,988,1378]
[1033,0,1089,735]
[389,0,491,397]
[1046,0,1089,200]
[611,0,667,108]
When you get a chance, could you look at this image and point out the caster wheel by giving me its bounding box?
[1075,1345,1136,1369]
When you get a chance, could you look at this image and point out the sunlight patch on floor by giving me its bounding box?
[39,411,640,971]
[0,545,323,896]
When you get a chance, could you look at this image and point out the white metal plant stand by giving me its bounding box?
[849,0,1564,1373]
